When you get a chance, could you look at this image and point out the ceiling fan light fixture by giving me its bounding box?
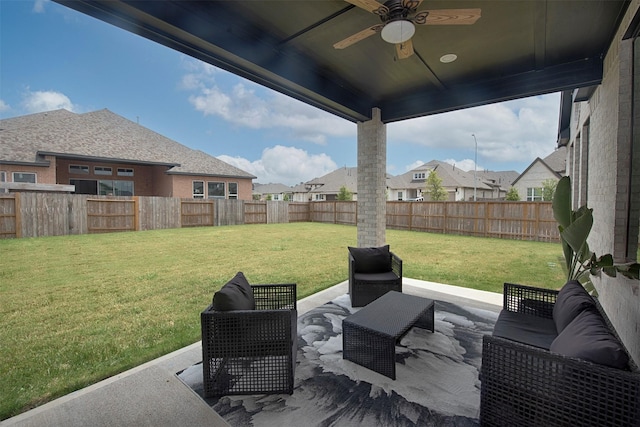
[381,20,415,44]
[440,53,458,63]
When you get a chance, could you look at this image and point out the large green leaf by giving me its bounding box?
[560,209,593,255]
[553,176,572,228]
[618,263,640,279]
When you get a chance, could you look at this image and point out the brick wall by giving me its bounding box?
[171,174,254,200]
[579,0,640,366]
[357,108,386,247]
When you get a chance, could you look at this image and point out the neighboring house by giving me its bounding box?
[387,160,516,201]
[294,166,359,201]
[511,146,566,201]
[252,183,293,201]
[0,109,256,199]
[478,170,520,198]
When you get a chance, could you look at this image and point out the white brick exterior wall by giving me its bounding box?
[513,161,559,200]
[357,108,386,247]
[570,0,640,365]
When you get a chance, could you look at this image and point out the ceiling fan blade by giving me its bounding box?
[417,8,482,25]
[396,39,414,59]
[344,0,388,16]
[334,24,384,49]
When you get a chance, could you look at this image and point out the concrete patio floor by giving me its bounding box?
[1,279,502,427]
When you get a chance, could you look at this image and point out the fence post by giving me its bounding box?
[443,201,448,234]
[133,196,140,231]
[535,202,541,241]
[14,193,22,238]
[484,202,489,238]
[409,201,413,231]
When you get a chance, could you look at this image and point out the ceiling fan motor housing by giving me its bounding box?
[380,0,420,22]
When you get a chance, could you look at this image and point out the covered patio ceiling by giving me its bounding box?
[55,0,629,124]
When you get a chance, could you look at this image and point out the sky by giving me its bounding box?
[1,0,561,186]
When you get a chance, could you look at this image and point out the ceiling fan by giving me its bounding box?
[333,0,481,59]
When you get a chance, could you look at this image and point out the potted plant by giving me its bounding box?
[552,176,639,293]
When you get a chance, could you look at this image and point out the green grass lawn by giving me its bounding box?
[0,223,566,420]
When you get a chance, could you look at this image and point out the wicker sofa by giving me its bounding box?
[201,272,297,397]
[480,281,640,427]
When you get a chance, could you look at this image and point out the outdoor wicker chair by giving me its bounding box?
[201,273,297,397]
[348,245,402,307]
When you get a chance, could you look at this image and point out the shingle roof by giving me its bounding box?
[253,183,293,194]
[0,109,256,179]
[307,167,358,194]
[542,146,566,174]
[390,161,492,190]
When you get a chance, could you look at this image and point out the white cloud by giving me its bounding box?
[404,160,425,172]
[182,60,355,145]
[21,90,75,113]
[0,100,10,112]
[389,93,561,165]
[218,145,337,185]
[443,158,484,172]
[33,0,48,13]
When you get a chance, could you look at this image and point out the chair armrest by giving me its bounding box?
[481,334,640,426]
[349,253,355,281]
[251,283,297,310]
[390,252,402,278]
[503,282,558,318]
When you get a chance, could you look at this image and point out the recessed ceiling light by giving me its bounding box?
[440,54,458,63]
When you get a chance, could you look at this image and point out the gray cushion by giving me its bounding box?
[553,280,595,333]
[492,310,558,350]
[348,245,392,274]
[212,272,255,311]
[550,308,629,369]
[353,271,400,282]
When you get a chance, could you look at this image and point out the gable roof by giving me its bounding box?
[0,109,256,179]
[306,166,358,194]
[541,146,567,175]
[512,146,566,185]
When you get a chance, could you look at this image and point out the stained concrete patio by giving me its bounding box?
[1,279,502,427]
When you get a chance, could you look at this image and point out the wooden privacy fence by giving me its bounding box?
[0,194,559,242]
[386,201,558,241]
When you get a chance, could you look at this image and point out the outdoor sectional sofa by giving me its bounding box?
[480,281,640,427]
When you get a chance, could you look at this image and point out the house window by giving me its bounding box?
[13,172,36,183]
[69,165,89,174]
[397,192,403,200]
[227,182,238,199]
[526,187,543,201]
[193,181,204,199]
[94,166,112,176]
[117,168,134,177]
[413,172,426,180]
[70,179,98,195]
[207,182,225,199]
[0,171,5,193]
[314,194,324,201]
[98,180,134,196]
[273,194,280,201]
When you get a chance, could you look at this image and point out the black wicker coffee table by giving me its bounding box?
[342,291,434,379]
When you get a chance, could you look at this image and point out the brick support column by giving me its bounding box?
[357,108,386,247]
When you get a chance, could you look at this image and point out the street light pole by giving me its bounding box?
[472,134,477,201]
